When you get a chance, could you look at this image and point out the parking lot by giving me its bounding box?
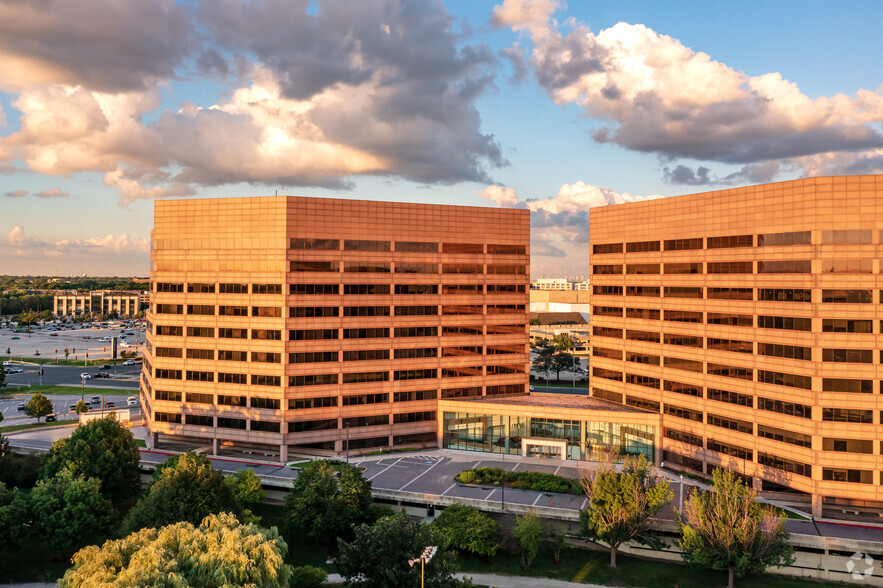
[0,393,141,426]
[3,362,142,389]
[0,321,145,364]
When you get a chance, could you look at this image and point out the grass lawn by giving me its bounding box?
[0,421,76,433]
[0,356,137,367]
[4,385,135,396]
[458,545,845,588]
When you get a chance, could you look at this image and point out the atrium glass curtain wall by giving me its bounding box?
[442,412,654,461]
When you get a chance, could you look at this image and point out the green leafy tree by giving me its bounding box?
[224,468,265,506]
[677,468,795,588]
[122,452,241,534]
[0,481,29,548]
[0,451,41,489]
[512,512,543,571]
[74,400,88,414]
[290,565,328,588]
[24,392,53,422]
[531,344,557,381]
[547,527,567,564]
[59,512,293,587]
[29,468,115,548]
[285,460,372,544]
[579,453,673,567]
[552,333,576,351]
[0,365,5,388]
[41,415,142,501]
[432,503,499,558]
[64,347,70,361]
[150,450,210,482]
[337,510,466,588]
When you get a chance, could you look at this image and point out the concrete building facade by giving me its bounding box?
[588,174,883,516]
[141,196,529,461]
[54,290,143,317]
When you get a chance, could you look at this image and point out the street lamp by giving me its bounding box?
[679,473,684,511]
[408,545,437,588]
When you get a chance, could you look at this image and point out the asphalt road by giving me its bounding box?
[0,393,141,426]
[3,363,141,389]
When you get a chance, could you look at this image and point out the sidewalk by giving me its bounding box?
[325,572,608,587]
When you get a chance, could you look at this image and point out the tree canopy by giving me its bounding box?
[512,512,543,571]
[337,510,465,588]
[24,392,53,422]
[59,512,293,587]
[678,468,795,588]
[122,452,241,534]
[0,481,29,549]
[579,453,672,567]
[285,460,372,544]
[29,468,115,548]
[432,503,499,558]
[224,468,266,507]
[41,415,142,501]
[531,343,584,382]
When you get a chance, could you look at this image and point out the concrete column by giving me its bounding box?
[752,473,763,492]
[212,437,219,456]
[812,493,823,518]
[280,443,288,464]
[150,432,159,449]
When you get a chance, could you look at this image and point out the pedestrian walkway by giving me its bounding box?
[325,572,608,587]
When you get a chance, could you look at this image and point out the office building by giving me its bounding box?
[54,290,143,317]
[141,196,529,462]
[588,174,883,516]
[531,278,573,290]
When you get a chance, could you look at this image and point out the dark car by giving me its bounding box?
[46,414,57,422]
[99,364,112,370]
[50,333,58,337]
[94,372,111,379]
[17,403,25,411]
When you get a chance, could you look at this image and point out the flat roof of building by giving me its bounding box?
[446,393,647,413]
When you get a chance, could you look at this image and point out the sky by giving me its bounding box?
[2,0,883,278]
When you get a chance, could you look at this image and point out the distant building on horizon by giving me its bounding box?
[531,278,572,290]
[53,290,144,317]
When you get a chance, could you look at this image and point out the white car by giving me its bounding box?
[122,359,136,366]
[2,360,10,366]
[80,373,91,380]
[126,396,139,407]
[4,367,23,374]
[120,341,131,348]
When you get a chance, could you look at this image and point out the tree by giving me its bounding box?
[0,481,29,548]
[0,365,5,388]
[64,347,70,361]
[531,344,557,381]
[29,468,115,548]
[290,565,328,588]
[74,400,88,414]
[677,468,795,588]
[579,453,672,567]
[24,392,53,422]
[432,503,499,558]
[547,527,567,564]
[512,512,543,571]
[337,510,465,588]
[224,467,266,506]
[552,333,576,351]
[41,415,142,501]
[59,512,293,587]
[285,460,372,544]
[121,452,241,534]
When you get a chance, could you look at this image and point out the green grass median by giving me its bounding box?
[2,385,136,396]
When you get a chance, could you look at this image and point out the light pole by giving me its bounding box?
[679,473,684,511]
[345,422,350,464]
[572,355,576,387]
[408,545,437,588]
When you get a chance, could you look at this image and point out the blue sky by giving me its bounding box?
[2,0,883,277]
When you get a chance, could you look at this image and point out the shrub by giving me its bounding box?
[290,565,327,588]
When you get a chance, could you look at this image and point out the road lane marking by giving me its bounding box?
[398,458,445,492]
[440,483,456,496]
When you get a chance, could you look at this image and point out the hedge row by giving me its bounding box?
[455,467,582,495]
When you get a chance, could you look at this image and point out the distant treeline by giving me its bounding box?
[0,276,147,317]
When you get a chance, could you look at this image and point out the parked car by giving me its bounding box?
[45,413,57,422]
[99,364,112,370]
[90,396,101,405]
[122,359,136,366]
[104,401,116,408]
[2,361,10,366]
[10,336,19,340]
[4,367,23,374]
[80,373,91,380]
[120,341,131,348]
[50,333,58,337]
[94,372,111,379]
[17,403,25,411]
[126,396,139,407]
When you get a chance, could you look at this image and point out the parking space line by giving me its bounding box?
[440,483,456,496]
[531,493,545,507]
[511,462,520,471]
[398,458,445,492]
[367,457,403,481]
[554,465,561,475]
